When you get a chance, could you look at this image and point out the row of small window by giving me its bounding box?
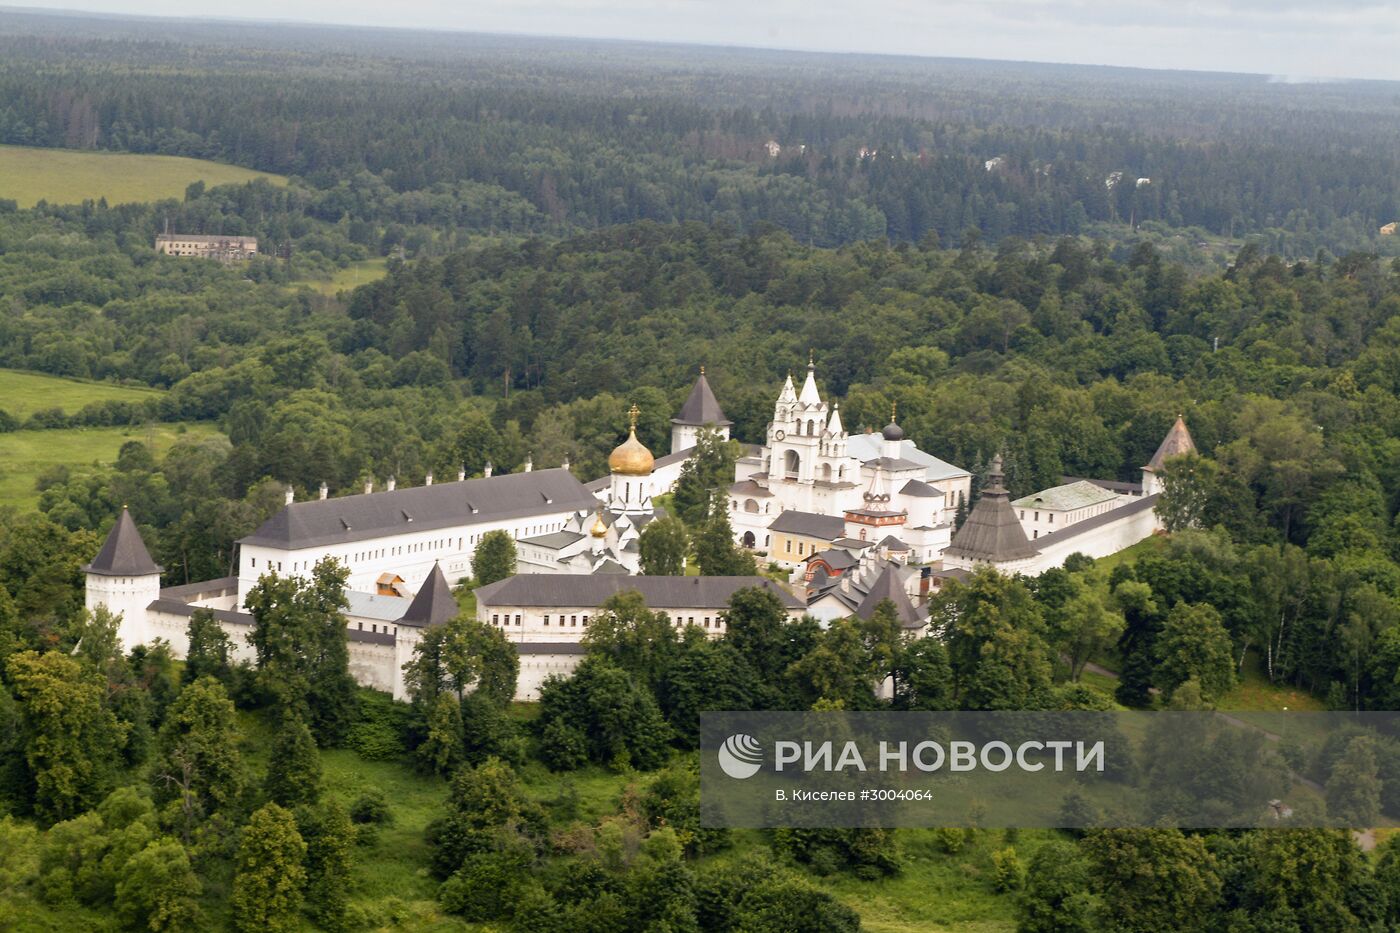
[490,613,726,631]
[491,614,590,627]
[354,622,398,636]
[247,524,568,575]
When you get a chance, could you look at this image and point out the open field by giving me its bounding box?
[0,144,285,208]
[0,368,162,421]
[294,258,390,295]
[0,422,223,508]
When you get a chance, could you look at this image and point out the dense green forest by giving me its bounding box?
[4,10,1400,932]
[2,10,1400,254]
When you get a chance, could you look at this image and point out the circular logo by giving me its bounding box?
[718,733,764,779]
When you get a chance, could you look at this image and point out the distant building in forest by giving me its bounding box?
[1382,222,1398,236]
[156,234,258,262]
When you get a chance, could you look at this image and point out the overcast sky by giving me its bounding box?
[18,0,1400,82]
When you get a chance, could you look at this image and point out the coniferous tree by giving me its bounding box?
[672,429,739,526]
[298,800,355,932]
[694,511,757,577]
[265,714,322,808]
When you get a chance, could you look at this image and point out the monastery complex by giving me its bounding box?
[85,362,1195,700]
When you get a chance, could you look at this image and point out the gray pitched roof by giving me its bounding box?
[845,434,970,481]
[521,530,586,550]
[400,563,459,627]
[346,590,412,622]
[1013,480,1118,512]
[1064,476,1143,494]
[1145,416,1196,471]
[768,510,847,540]
[808,549,859,571]
[900,479,944,498]
[943,455,1039,563]
[474,575,804,611]
[673,372,731,426]
[239,469,599,549]
[855,565,925,628]
[85,508,162,577]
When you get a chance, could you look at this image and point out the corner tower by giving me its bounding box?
[83,507,163,647]
[1141,415,1196,496]
[671,367,732,454]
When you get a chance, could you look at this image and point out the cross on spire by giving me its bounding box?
[628,404,640,432]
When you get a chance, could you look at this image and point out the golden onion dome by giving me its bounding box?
[608,405,654,476]
[590,510,609,538]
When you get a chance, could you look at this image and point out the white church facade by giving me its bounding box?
[727,360,970,566]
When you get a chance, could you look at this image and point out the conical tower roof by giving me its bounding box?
[399,563,459,627]
[84,507,162,576]
[856,564,924,628]
[943,454,1038,564]
[1144,416,1196,472]
[673,368,732,427]
[776,373,797,406]
[827,403,844,435]
[798,356,822,407]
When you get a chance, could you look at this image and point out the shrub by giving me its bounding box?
[349,790,392,826]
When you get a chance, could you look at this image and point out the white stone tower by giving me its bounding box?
[670,367,732,454]
[1140,415,1196,496]
[83,507,163,648]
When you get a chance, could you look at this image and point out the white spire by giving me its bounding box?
[777,373,797,406]
[798,355,821,407]
[827,402,844,435]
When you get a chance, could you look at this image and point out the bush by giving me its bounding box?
[348,690,410,761]
[347,719,405,761]
[991,846,1025,892]
[933,826,966,854]
[438,845,533,921]
[349,790,392,826]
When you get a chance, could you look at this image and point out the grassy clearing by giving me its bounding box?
[293,258,389,296]
[0,145,284,208]
[0,368,162,421]
[1090,534,1164,576]
[0,422,222,508]
[1220,652,1326,712]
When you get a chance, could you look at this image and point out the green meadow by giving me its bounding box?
[0,144,284,208]
[294,258,390,296]
[0,423,223,508]
[0,369,163,421]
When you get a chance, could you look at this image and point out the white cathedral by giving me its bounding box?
[84,363,1194,701]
